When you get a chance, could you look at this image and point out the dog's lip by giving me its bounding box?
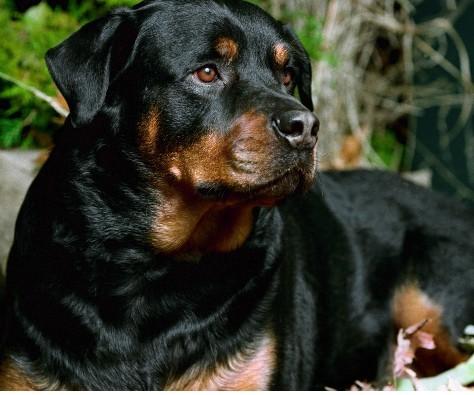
[195,153,316,203]
[247,168,297,193]
[240,167,305,203]
[195,167,300,202]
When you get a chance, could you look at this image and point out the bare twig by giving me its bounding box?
[0,71,69,118]
[281,0,473,188]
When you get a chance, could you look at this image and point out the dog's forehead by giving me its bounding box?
[137,0,286,63]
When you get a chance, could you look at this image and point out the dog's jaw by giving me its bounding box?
[150,182,256,256]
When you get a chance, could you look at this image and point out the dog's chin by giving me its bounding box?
[248,169,310,206]
[196,166,316,206]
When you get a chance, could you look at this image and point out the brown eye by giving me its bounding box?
[195,65,218,83]
[282,67,293,87]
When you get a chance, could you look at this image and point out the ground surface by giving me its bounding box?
[0,150,39,273]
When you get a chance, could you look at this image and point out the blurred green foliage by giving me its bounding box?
[369,130,404,170]
[0,0,136,149]
[0,1,73,147]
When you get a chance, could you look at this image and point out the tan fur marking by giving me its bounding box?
[392,283,468,376]
[184,204,255,253]
[161,111,274,190]
[151,189,255,254]
[165,331,277,390]
[0,358,65,390]
[215,37,239,62]
[274,43,289,67]
[138,107,160,157]
[227,112,283,183]
[0,359,36,390]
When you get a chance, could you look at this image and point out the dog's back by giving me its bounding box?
[274,170,474,388]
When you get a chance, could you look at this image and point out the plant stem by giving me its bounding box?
[0,71,69,118]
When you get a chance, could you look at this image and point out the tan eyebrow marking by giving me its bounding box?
[215,37,239,63]
[273,43,289,67]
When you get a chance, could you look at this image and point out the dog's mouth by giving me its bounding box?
[196,164,313,206]
[246,168,303,201]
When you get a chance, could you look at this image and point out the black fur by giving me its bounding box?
[1,0,473,390]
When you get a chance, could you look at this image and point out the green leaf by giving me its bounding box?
[20,131,35,149]
[369,130,404,170]
[0,118,23,148]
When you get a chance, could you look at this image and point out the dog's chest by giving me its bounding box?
[163,333,277,390]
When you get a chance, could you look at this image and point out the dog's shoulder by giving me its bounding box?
[279,169,474,261]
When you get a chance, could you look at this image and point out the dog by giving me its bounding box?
[0,0,473,390]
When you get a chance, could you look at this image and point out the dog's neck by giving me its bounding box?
[141,157,280,256]
[150,191,257,258]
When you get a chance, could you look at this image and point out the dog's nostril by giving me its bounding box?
[276,111,306,137]
[311,116,320,137]
[287,119,304,136]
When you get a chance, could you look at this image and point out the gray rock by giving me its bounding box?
[0,150,41,274]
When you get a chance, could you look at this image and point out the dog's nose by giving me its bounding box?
[272,110,319,150]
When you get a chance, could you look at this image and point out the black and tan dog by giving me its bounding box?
[0,0,473,390]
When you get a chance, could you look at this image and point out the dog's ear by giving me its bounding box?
[283,25,314,112]
[45,10,137,127]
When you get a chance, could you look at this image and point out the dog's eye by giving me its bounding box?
[195,65,218,83]
[282,67,294,87]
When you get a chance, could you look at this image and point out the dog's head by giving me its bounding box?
[46,0,319,253]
